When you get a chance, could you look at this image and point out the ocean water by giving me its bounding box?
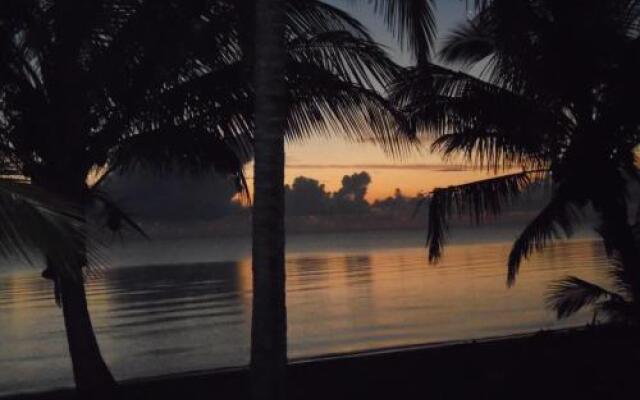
[0,229,611,396]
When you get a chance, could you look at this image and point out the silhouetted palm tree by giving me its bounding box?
[392,0,640,293]
[0,2,252,395]
[1,0,415,395]
[248,1,437,398]
[251,0,288,399]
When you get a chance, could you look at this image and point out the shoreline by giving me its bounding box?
[4,324,635,400]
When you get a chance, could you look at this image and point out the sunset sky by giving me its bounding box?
[278,0,496,201]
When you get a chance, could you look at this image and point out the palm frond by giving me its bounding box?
[286,0,371,39]
[391,64,562,171]
[90,189,149,239]
[357,0,436,62]
[87,0,224,92]
[111,125,249,178]
[595,219,640,302]
[604,252,637,303]
[426,170,544,262]
[508,188,581,286]
[287,61,414,157]
[469,0,492,10]
[548,212,640,324]
[288,31,400,90]
[0,178,94,272]
[440,16,495,68]
[546,276,623,319]
[598,297,636,322]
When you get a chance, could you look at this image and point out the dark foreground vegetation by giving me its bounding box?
[5,325,639,400]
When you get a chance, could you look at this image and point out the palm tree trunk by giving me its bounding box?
[250,0,288,398]
[57,264,116,398]
[38,174,116,398]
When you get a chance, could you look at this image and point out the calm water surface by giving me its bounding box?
[0,229,611,395]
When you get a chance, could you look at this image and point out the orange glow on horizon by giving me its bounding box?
[243,137,506,202]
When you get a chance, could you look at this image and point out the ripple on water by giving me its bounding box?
[0,236,612,396]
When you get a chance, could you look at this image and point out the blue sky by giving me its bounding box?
[326,0,471,65]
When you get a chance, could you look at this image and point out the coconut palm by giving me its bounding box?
[1,2,249,394]
[251,0,288,398]
[1,0,415,395]
[249,1,436,398]
[391,0,640,295]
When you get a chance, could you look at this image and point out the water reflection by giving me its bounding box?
[0,235,611,395]
[94,262,251,381]
[344,255,372,286]
[102,262,244,323]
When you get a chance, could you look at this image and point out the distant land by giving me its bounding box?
[94,168,617,241]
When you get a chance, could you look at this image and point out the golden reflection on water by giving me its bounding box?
[0,236,611,395]
[285,239,609,356]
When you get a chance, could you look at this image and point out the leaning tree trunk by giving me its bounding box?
[250,0,288,398]
[40,178,116,398]
[57,263,116,398]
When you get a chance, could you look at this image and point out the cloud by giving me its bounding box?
[102,169,241,222]
[286,172,373,216]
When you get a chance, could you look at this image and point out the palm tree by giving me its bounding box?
[251,0,288,398]
[248,1,437,398]
[391,0,640,298]
[1,1,263,394]
[0,178,108,391]
[1,0,417,395]
[245,0,432,399]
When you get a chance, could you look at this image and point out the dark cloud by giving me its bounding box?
[333,172,371,214]
[285,177,331,216]
[286,171,420,216]
[101,169,241,222]
[286,172,376,216]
